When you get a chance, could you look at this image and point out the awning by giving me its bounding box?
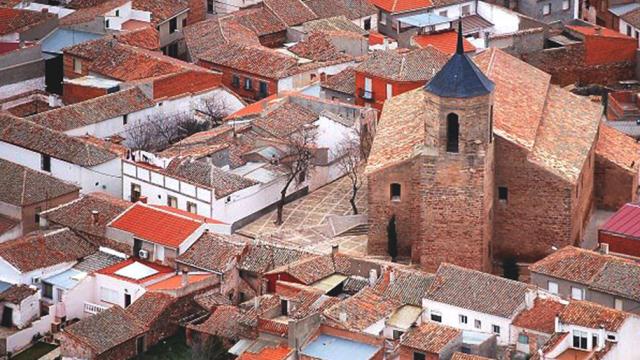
[397,13,450,27]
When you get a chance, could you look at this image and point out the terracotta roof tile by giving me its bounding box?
[60,0,129,26]
[117,26,159,50]
[232,7,287,36]
[124,292,174,327]
[451,353,494,360]
[146,273,212,291]
[64,305,146,355]
[0,214,18,235]
[199,44,298,79]
[28,88,154,132]
[42,192,131,241]
[512,298,567,334]
[356,47,448,81]
[426,263,530,318]
[0,158,79,206]
[176,232,246,272]
[321,67,356,95]
[413,31,476,54]
[0,114,118,166]
[152,70,222,100]
[0,228,96,272]
[620,7,640,28]
[109,203,203,248]
[238,243,312,273]
[303,0,376,20]
[401,322,461,354]
[252,102,319,138]
[0,7,55,35]
[183,16,259,62]
[529,246,613,285]
[289,32,352,62]
[188,305,242,339]
[0,284,37,303]
[132,0,188,24]
[559,300,628,331]
[263,0,317,26]
[596,123,640,171]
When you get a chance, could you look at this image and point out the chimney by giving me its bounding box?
[389,269,395,284]
[41,7,48,13]
[91,210,100,225]
[339,312,348,323]
[254,297,260,310]
[138,196,148,204]
[331,244,339,257]
[368,269,378,287]
[600,243,609,255]
[181,271,188,287]
[554,314,561,332]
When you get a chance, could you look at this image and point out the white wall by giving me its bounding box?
[477,1,520,35]
[94,273,146,308]
[0,258,75,285]
[59,275,96,320]
[619,19,640,47]
[352,14,379,32]
[430,1,476,19]
[422,299,516,346]
[5,305,54,354]
[0,140,122,196]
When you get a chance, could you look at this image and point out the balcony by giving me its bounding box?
[83,302,108,315]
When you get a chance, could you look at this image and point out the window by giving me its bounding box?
[543,3,551,15]
[244,78,253,90]
[592,334,598,348]
[131,183,141,202]
[446,113,459,153]
[548,281,559,294]
[182,18,187,28]
[123,114,128,125]
[167,195,178,208]
[105,19,110,28]
[636,30,639,39]
[73,57,82,74]
[207,0,214,13]
[42,283,53,299]
[627,25,633,37]
[232,75,240,88]
[35,206,42,225]
[380,12,387,25]
[392,330,403,340]
[518,334,529,344]
[386,83,393,99]
[115,9,120,16]
[462,4,471,15]
[100,287,119,304]
[562,0,569,9]
[474,319,481,329]
[259,81,268,97]
[413,353,426,360]
[41,154,51,172]
[492,325,501,334]
[430,311,442,322]
[615,298,623,310]
[607,334,617,341]
[439,10,448,16]
[390,183,401,201]
[498,186,508,202]
[364,17,371,30]
[169,17,178,33]
[571,286,584,300]
[187,201,197,214]
[573,330,588,349]
[136,336,145,354]
[459,314,468,324]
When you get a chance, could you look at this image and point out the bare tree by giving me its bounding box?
[126,112,206,152]
[275,126,317,225]
[335,136,362,215]
[194,95,231,128]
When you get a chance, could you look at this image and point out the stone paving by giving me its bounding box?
[238,176,368,256]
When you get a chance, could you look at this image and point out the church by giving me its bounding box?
[365,26,639,273]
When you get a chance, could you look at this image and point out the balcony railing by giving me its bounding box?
[358,89,374,101]
[84,302,108,315]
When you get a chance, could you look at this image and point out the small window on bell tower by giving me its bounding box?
[446,113,459,153]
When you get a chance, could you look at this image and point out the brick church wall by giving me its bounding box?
[493,136,576,262]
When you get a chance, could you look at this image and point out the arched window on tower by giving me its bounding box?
[446,113,459,153]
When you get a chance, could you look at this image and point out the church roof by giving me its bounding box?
[424,21,493,98]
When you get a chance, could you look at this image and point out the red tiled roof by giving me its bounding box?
[117,26,159,50]
[109,203,203,247]
[559,300,627,331]
[368,0,432,13]
[529,246,613,285]
[96,258,174,284]
[0,214,18,235]
[152,70,222,100]
[596,123,640,172]
[512,298,567,334]
[238,345,293,360]
[146,273,212,290]
[600,203,640,238]
[132,0,188,24]
[60,0,129,26]
[263,0,317,26]
[451,353,494,360]
[0,8,54,35]
[400,322,461,354]
[566,24,630,39]
[413,31,476,54]
[225,94,281,120]
[188,305,242,339]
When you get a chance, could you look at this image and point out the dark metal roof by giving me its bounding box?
[424,21,494,98]
[600,203,640,238]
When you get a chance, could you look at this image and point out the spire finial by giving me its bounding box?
[456,17,464,55]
